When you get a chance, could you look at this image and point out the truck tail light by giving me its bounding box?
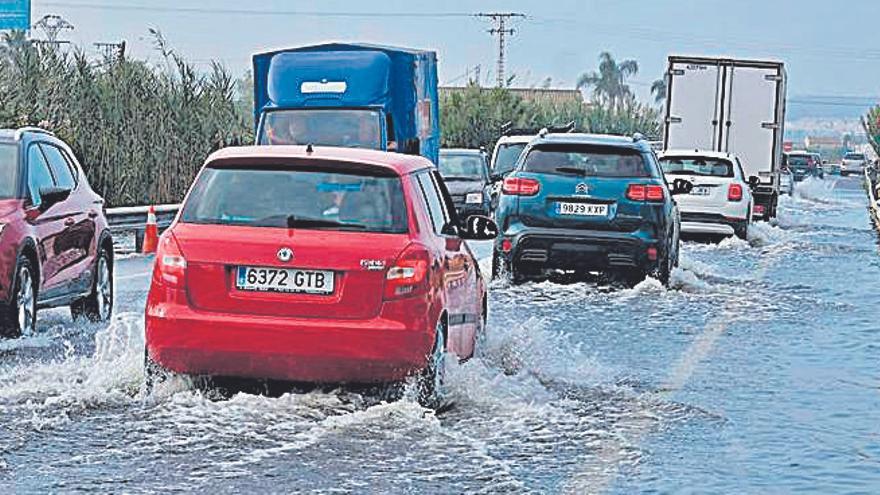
[728,183,743,201]
[154,232,187,287]
[384,244,431,300]
[626,184,665,202]
[502,177,541,196]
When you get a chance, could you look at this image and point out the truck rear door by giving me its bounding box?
[665,60,722,152]
[721,65,782,182]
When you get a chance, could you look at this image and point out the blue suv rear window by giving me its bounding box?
[522,144,651,178]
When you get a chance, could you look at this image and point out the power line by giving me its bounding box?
[40,2,474,18]
[476,12,525,87]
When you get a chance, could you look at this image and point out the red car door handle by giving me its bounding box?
[65,218,75,226]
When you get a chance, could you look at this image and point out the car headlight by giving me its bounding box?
[465,192,483,204]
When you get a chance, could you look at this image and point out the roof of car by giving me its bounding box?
[495,135,535,145]
[440,148,484,155]
[530,132,652,151]
[659,149,736,160]
[205,145,434,175]
[0,127,57,143]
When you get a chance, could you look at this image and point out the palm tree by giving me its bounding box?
[577,52,639,111]
[651,77,667,104]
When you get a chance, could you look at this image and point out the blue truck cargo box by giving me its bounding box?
[253,42,440,164]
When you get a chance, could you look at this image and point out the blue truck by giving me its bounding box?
[253,42,440,164]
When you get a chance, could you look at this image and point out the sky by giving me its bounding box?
[23,0,880,118]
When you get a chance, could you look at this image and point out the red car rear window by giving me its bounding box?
[181,165,409,233]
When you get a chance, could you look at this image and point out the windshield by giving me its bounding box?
[181,166,408,233]
[0,144,18,199]
[258,109,382,149]
[844,153,865,160]
[523,144,651,177]
[492,143,527,175]
[438,153,487,181]
[786,155,814,169]
[660,157,734,177]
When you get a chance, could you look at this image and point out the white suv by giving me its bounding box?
[489,134,533,209]
[658,150,756,239]
[841,152,868,177]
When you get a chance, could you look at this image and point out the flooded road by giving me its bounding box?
[1,177,878,493]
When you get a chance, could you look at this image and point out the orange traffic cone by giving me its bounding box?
[142,205,158,254]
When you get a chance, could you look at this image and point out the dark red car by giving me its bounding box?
[145,146,497,406]
[0,127,114,337]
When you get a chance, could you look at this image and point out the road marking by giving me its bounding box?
[564,247,779,494]
[116,271,151,282]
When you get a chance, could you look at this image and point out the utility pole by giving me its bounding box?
[32,14,74,46]
[476,12,525,88]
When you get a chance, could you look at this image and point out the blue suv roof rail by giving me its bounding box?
[15,126,56,140]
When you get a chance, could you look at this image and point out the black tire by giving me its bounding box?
[734,210,750,240]
[0,256,37,338]
[474,300,488,358]
[72,246,114,322]
[734,221,749,240]
[491,248,505,280]
[144,348,170,393]
[509,263,531,285]
[656,251,672,287]
[615,268,647,288]
[417,319,447,409]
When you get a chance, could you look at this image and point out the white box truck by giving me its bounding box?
[663,56,787,220]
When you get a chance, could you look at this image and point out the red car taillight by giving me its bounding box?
[626,184,665,202]
[728,183,743,202]
[384,245,431,300]
[154,232,187,287]
[502,177,541,196]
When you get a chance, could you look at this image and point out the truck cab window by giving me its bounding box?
[259,109,383,150]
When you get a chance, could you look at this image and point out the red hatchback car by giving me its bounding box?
[0,127,114,337]
[145,146,497,405]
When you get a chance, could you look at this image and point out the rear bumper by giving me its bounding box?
[679,211,744,236]
[498,226,658,272]
[145,301,434,384]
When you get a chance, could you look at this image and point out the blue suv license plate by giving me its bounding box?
[556,202,608,216]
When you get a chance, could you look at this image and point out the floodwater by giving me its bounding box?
[1,176,877,494]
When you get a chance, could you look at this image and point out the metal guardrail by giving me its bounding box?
[107,204,179,252]
[865,167,879,228]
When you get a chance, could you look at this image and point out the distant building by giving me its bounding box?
[803,136,842,150]
[440,86,587,106]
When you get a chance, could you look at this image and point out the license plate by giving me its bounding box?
[691,186,711,196]
[236,266,335,295]
[556,202,608,216]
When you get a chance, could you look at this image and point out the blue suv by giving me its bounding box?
[492,132,691,286]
